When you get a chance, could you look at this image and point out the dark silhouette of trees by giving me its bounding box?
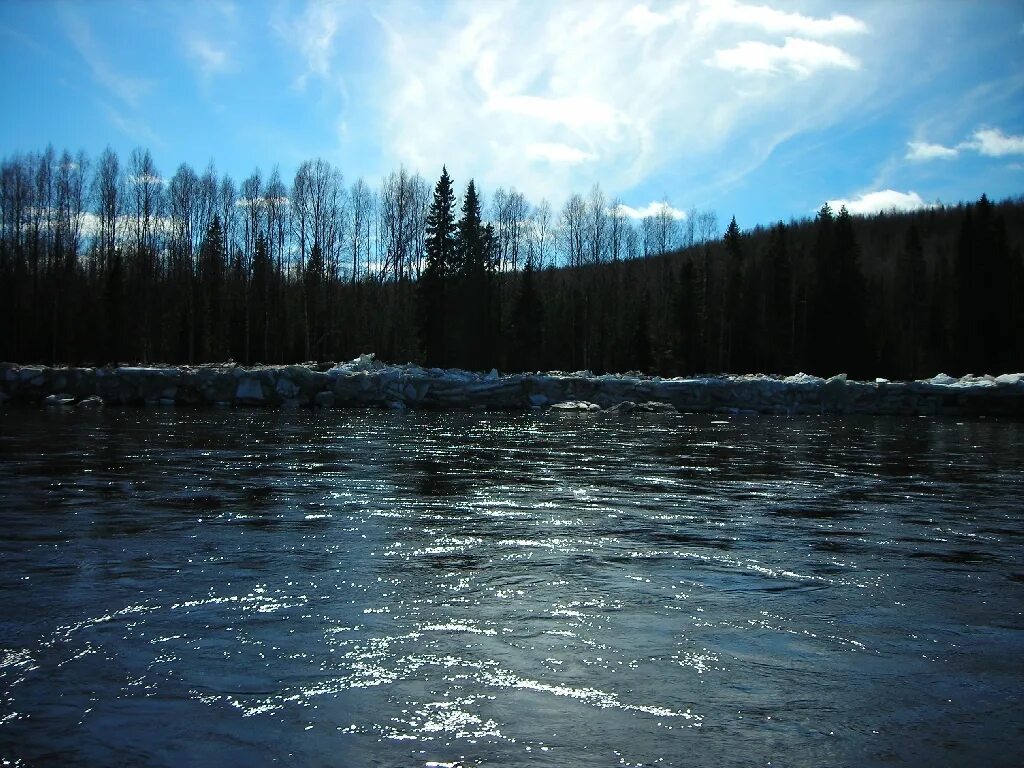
[509,254,543,372]
[955,194,1017,374]
[894,222,925,377]
[629,296,652,373]
[198,215,225,362]
[765,222,793,371]
[832,205,868,376]
[1,142,1022,378]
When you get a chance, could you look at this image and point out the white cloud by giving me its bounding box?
[696,0,867,37]
[707,37,859,76]
[908,126,1024,163]
[526,143,595,165]
[962,127,1024,157]
[906,141,958,161]
[617,202,687,220]
[827,189,932,215]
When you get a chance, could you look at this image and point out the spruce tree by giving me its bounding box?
[767,222,793,371]
[250,232,271,363]
[456,179,485,278]
[510,253,543,371]
[897,222,925,377]
[418,167,456,367]
[809,203,835,374]
[720,216,747,371]
[454,179,494,370]
[672,261,698,374]
[104,251,124,363]
[304,242,324,360]
[630,295,652,373]
[833,205,867,375]
[198,215,225,361]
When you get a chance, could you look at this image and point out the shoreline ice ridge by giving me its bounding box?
[1,355,1022,416]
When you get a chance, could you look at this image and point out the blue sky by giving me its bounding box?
[1,0,1022,229]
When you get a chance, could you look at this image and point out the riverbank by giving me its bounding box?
[2,355,1022,416]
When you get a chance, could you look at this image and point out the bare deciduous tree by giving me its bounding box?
[560,193,586,268]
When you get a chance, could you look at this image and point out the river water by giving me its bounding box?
[0,408,1021,767]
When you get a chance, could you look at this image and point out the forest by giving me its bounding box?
[0,144,1021,379]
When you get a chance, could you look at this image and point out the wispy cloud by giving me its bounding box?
[168,1,240,85]
[61,10,153,106]
[827,189,932,215]
[526,143,595,165]
[188,37,231,79]
[622,4,681,36]
[484,93,624,131]
[104,104,163,148]
[365,0,872,206]
[906,140,958,161]
[279,1,344,88]
[695,0,867,37]
[707,37,860,76]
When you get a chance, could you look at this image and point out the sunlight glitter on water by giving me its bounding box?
[1,408,1022,766]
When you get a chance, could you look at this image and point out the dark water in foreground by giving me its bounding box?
[0,408,1022,767]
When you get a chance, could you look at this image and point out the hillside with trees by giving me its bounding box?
[1,144,1021,379]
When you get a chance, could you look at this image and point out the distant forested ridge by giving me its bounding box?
[1,144,1021,378]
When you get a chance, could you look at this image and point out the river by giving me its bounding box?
[1,407,1022,766]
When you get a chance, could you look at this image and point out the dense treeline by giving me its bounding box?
[1,144,1021,378]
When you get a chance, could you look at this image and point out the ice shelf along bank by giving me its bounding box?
[2,355,1023,416]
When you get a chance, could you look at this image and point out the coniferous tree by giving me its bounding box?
[808,202,835,374]
[454,179,495,370]
[304,242,325,360]
[630,297,653,373]
[418,167,456,367]
[766,222,793,371]
[104,251,124,363]
[955,200,980,372]
[250,232,271,363]
[720,216,744,370]
[228,245,246,361]
[509,254,543,371]
[1011,242,1024,371]
[833,205,867,375]
[672,261,699,373]
[896,221,926,378]
[959,195,1014,372]
[198,215,225,361]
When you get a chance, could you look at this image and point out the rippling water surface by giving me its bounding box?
[0,408,1022,766]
